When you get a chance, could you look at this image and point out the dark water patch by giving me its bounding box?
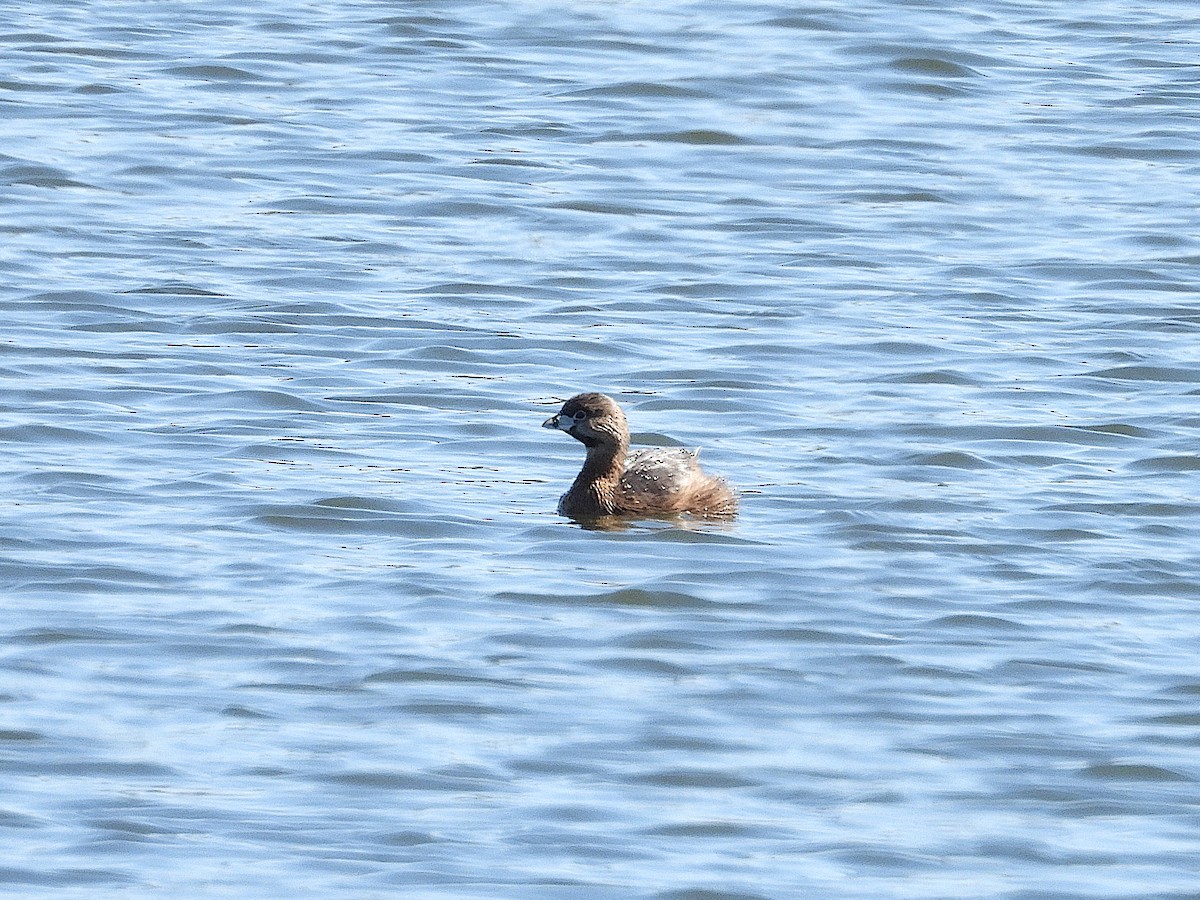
[1082,763,1193,783]
[1128,455,1200,472]
[1089,365,1200,383]
[0,164,92,188]
[631,769,761,789]
[69,319,183,334]
[378,830,439,846]
[543,199,674,216]
[411,281,541,300]
[905,422,1148,447]
[644,819,771,837]
[506,757,604,778]
[468,154,555,170]
[220,704,274,720]
[879,497,974,514]
[762,14,846,32]
[498,588,716,609]
[399,700,514,718]
[654,890,771,900]
[900,665,976,681]
[651,281,747,300]
[1062,422,1153,438]
[1074,143,1196,161]
[1086,578,1200,600]
[996,658,1118,676]
[969,836,1115,865]
[721,215,825,235]
[888,57,983,79]
[342,149,439,164]
[0,424,114,443]
[859,340,947,357]
[1024,527,1105,542]
[193,390,328,412]
[24,760,176,778]
[487,631,601,653]
[165,64,271,82]
[630,525,755,547]
[236,681,366,696]
[0,33,65,44]
[10,626,140,646]
[247,505,482,538]
[903,451,995,469]
[558,81,712,100]
[0,809,45,829]
[89,818,185,838]
[881,369,977,385]
[259,195,391,215]
[1156,681,1200,705]
[740,627,900,646]
[590,656,692,677]
[984,453,1067,468]
[0,80,57,94]
[640,730,756,754]
[873,79,972,99]
[0,866,134,887]
[123,283,228,297]
[31,43,146,60]
[811,846,939,872]
[0,729,43,742]
[16,571,181,600]
[16,289,127,309]
[213,623,291,637]
[849,190,948,204]
[617,630,712,652]
[594,129,751,145]
[1140,713,1200,727]
[1044,502,1198,518]
[312,495,411,514]
[75,83,124,94]
[183,317,321,335]
[395,199,515,218]
[927,614,1025,631]
[321,766,504,792]
[363,668,519,688]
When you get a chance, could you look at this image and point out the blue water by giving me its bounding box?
[3,1,1199,897]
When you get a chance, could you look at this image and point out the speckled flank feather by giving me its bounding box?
[616,448,738,517]
[543,393,738,519]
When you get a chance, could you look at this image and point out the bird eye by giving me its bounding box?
[572,411,586,421]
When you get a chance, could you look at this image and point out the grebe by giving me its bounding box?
[543,392,738,519]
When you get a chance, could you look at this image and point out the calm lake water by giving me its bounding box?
[3,1,1199,897]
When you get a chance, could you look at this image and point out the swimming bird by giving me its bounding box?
[542,392,738,519]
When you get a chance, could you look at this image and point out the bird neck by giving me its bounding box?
[568,438,628,514]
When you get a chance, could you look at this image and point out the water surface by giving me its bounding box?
[3,1,1199,897]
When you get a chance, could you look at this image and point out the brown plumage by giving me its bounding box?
[542,392,738,519]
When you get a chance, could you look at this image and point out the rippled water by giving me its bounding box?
[3,1,1200,896]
